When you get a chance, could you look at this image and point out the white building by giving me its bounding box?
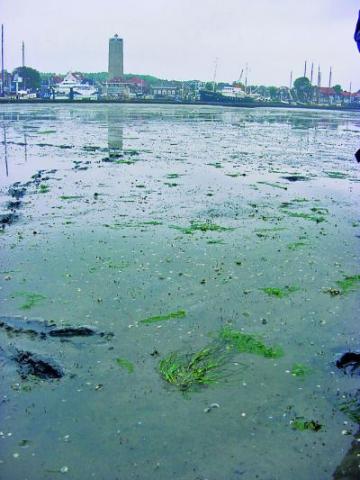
[54,72,98,100]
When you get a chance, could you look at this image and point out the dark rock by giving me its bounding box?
[281,175,309,182]
[336,352,360,375]
[74,165,88,171]
[355,149,360,163]
[31,170,45,181]
[14,350,63,379]
[0,212,18,228]
[0,315,108,339]
[0,316,48,337]
[8,183,26,199]
[6,200,22,210]
[49,326,97,337]
[333,428,360,479]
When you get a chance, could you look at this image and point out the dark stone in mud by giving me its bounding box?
[49,326,97,337]
[14,350,63,379]
[355,149,360,163]
[8,183,26,199]
[336,352,360,375]
[0,315,110,339]
[333,428,360,479]
[281,175,309,182]
[74,165,88,171]
[0,211,18,228]
[6,200,22,210]
[0,316,48,337]
[31,170,45,181]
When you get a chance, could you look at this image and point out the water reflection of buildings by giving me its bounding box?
[107,113,123,158]
[2,124,28,179]
[3,125,8,177]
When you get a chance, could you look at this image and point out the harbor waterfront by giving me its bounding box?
[0,103,359,479]
[1,97,360,113]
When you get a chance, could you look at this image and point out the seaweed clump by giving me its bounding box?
[13,291,47,310]
[336,275,360,294]
[291,363,311,377]
[159,343,230,392]
[291,417,322,432]
[116,357,134,373]
[218,326,283,358]
[159,327,283,392]
[169,221,233,235]
[261,286,299,298]
[140,310,186,325]
[339,391,360,424]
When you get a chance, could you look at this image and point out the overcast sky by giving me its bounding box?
[2,0,360,89]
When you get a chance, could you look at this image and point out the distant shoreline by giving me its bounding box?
[0,98,359,112]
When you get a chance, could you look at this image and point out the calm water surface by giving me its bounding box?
[0,104,359,480]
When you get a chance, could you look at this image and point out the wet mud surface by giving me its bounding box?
[0,105,359,479]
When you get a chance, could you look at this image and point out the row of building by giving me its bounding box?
[1,34,359,105]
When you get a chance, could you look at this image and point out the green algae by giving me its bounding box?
[166,173,182,179]
[164,182,179,187]
[124,148,140,156]
[292,198,310,203]
[218,326,283,358]
[225,172,245,178]
[38,130,56,134]
[324,171,348,179]
[83,145,103,152]
[255,227,285,238]
[207,162,223,168]
[141,221,163,226]
[339,392,360,424]
[158,343,230,392]
[169,221,233,235]
[13,291,47,310]
[159,326,283,392]
[310,207,329,215]
[261,286,299,298]
[38,184,50,194]
[257,181,287,190]
[335,275,360,294]
[104,260,130,270]
[115,159,137,165]
[207,239,225,245]
[282,210,326,223]
[116,358,134,373]
[59,195,83,200]
[103,221,162,229]
[287,242,308,250]
[291,363,311,377]
[291,417,322,432]
[140,310,186,325]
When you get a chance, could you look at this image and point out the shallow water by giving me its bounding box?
[0,104,359,480]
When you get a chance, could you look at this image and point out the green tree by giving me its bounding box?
[205,81,218,91]
[293,77,313,102]
[13,66,41,91]
[268,86,279,100]
[333,84,343,95]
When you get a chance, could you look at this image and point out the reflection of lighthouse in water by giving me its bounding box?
[107,113,123,159]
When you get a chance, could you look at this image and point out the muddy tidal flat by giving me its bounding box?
[0,104,359,480]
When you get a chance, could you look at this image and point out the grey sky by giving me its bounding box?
[2,0,360,90]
